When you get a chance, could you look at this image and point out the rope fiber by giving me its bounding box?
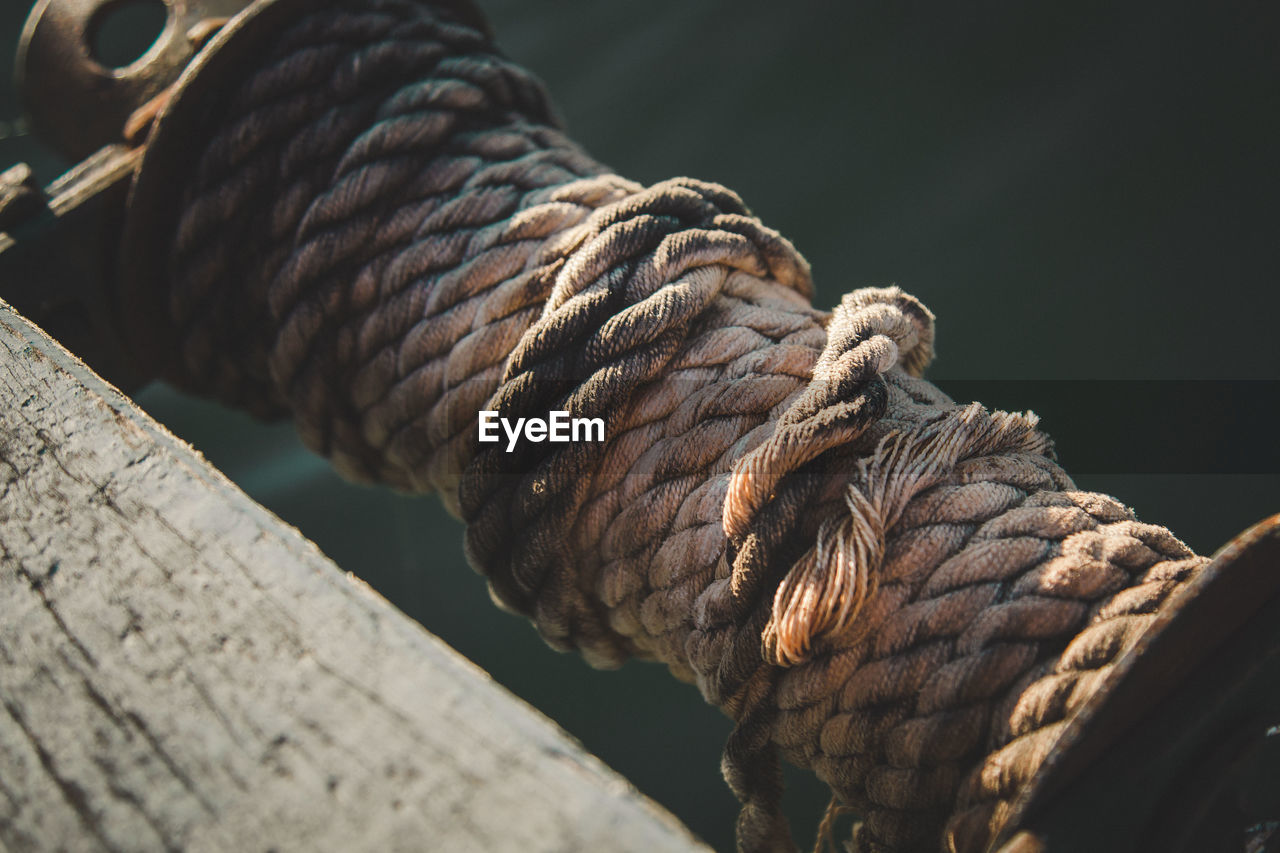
[144,2,1209,849]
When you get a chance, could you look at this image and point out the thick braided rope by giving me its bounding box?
[152,2,1209,850]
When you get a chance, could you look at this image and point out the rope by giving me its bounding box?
[143,2,1209,850]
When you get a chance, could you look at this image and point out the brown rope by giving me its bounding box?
[140,2,1209,850]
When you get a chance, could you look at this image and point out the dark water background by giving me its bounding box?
[2,1,1278,849]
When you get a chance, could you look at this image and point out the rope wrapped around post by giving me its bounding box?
[129,1,1210,849]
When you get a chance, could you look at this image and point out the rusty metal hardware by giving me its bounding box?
[0,0,254,389]
[18,0,252,163]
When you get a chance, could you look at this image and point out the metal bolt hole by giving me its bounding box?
[87,0,168,70]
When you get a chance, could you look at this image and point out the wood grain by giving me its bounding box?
[0,301,708,852]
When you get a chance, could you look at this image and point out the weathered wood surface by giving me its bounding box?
[0,299,709,853]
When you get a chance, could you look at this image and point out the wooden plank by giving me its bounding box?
[0,300,709,853]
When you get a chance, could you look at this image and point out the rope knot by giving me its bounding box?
[716,286,940,668]
[723,286,935,546]
[460,177,813,664]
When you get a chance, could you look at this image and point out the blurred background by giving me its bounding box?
[1,1,1277,849]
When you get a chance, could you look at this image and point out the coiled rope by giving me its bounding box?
[146,1,1208,850]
